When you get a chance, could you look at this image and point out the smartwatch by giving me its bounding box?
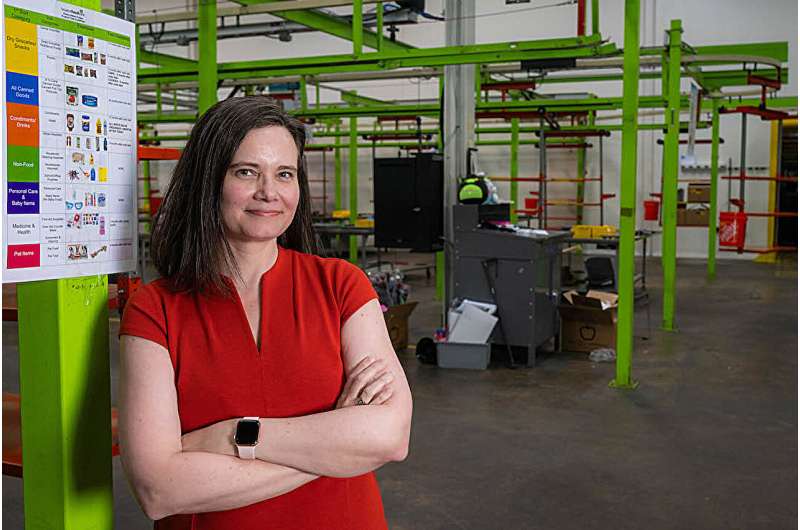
[234,417,260,460]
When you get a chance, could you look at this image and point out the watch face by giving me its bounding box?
[235,420,260,445]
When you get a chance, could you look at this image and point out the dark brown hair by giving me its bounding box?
[150,96,320,294]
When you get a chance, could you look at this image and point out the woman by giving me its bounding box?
[119,96,412,530]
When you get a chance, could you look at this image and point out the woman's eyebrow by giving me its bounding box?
[229,161,259,169]
[277,165,298,172]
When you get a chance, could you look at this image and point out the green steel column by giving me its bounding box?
[198,0,217,114]
[299,76,308,112]
[18,278,113,530]
[576,145,586,223]
[156,83,162,115]
[661,19,683,332]
[591,0,600,36]
[510,110,520,224]
[435,76,445,301]
[376,2,384,53]
[707,99,721,280]
[349,116,359,263]
[335,122,342,210]
[315,81,321,109]
[352,0,363,56]
[610,0,640,390]
[18,1,113,527]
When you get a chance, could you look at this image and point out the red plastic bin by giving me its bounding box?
[643,200,660,221]
[719,211,747,247]
[524,197,539,210]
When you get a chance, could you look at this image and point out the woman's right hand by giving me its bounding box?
[336,356,394,409]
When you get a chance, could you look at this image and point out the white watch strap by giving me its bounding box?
[236,417,259,460]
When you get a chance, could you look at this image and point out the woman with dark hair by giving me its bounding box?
[118,96,412,530]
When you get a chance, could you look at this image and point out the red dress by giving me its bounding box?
[120,246,387,530]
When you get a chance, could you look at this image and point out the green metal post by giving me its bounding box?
[661,19,683,331]
[315,80,321,109]
[435,75,445,301]
[198,0,217,114]
[707,99,720,280]
[300,75,308,112]
[335,122,342,210]
[349,116,359,263]
[510,109,520,224]
[576,145,586,223]
[18,278,113,530]
[591,0,600,36]
[352,0,363,57]
[610,0,640,390]
[17,1,113,527]
[376,2,384,54]
[156,83,162,115]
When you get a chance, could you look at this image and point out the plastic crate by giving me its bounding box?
[436,342,490,370]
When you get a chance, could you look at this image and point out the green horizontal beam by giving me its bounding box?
[692,68,788,91]
[233,0,413,53]
[138,34,613,83]
[138,96,794,126]
[138,49,198,69]
[691,41,788,63]
[341,90,387,105]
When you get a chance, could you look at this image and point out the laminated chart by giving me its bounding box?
[3,1,137,282]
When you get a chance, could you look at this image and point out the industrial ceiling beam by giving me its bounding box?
[230,0,414,53]
[136,0,381,24]
[137,34,613,84]
[138,49,198,68]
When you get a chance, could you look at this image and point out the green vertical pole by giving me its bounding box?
[349,116,359,263]
[435,76,445,301]
[661,19,682,332]
[17,1,113,527]
[352,0,363,56]
[156,83,162,116]
[376,2,384,53]
[198,0,217,114]
[576,145,586,224]
[18,278,113,530]
[591,0,600,36]
[315,80,321,109]
[299,75,308,112]
[707,99,720,280]
[335,122,343,210]
[610,0,640,390]
[510,104,520,224]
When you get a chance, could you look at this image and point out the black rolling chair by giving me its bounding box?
[584,256,615,291]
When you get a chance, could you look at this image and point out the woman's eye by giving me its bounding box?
[235,168,257,178]
[278,171,295,180]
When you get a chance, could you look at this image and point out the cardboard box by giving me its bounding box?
[558,290,618,353]
[677,205,709,226]
[687,182,711,203]
[383,302,418,350]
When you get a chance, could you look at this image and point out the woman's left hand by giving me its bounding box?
[181,418,238,457]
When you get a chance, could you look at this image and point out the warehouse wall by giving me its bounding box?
[130,0,798,258]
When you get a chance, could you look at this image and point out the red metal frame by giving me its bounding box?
[137,145,182,161]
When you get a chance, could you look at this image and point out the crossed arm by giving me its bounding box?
[119,299,412,520]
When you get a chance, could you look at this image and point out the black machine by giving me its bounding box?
[373,153,444,252]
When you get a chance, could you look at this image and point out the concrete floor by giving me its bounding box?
[3,256,797,529]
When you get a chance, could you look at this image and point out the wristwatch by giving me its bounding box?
[234,417,260,460]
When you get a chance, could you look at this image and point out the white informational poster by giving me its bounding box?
[2,0,137,283]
